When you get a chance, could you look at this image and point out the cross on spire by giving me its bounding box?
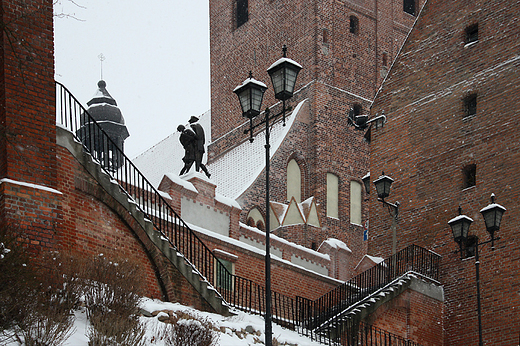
[98,53,106,80]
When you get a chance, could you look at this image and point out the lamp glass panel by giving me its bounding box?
[270,68,284,95]
[285,67,299,93]
[238,89,251,113]
[482,207,504,233]
[251,87,265,112]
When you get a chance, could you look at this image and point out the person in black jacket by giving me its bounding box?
[177,124,197,175]
[188,116,211,178]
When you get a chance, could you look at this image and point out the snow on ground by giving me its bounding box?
[6,297,322,346]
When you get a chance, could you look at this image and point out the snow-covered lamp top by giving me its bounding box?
[480,193,506,236]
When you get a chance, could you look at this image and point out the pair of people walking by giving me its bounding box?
[177,116,211,178]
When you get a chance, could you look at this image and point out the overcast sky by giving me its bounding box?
[54,0,210,159]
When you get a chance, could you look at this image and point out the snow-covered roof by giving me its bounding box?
[207,99,307,199]
[132,100,306,201]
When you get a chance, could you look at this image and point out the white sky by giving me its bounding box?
[53,0,210,159]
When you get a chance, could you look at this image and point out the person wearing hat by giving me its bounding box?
[188,116,211,178]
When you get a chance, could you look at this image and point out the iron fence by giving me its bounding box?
[56,81,439,345]
[296,245,440,342]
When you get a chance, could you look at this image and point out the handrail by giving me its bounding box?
[55,81,296,326]
[56,81,234,303]
[55,81,438,345]
[295,244,440,342]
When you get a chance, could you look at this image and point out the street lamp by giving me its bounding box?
[448,194,507,346]
[373,172,400,254]
[234,45,301,346]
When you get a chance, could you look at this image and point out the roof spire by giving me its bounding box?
[98,53,106,80]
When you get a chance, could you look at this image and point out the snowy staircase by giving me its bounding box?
[312,273,417,338]
[56,125,231,316]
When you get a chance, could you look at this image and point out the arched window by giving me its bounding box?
[327,173,339,218]
[350,181,362,225]
[247,208,265,230]
[287,159,302,202]
[349,16,359,34]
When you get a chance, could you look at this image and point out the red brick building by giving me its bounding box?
[207,0,424,266]
[369,0,520,344]
[9,0,516,344]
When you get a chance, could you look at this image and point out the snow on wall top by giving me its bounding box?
[207,99,307,199]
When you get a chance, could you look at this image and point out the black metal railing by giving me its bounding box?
[55,81,295,325]
[296,245,440,342]
[56,81,439,345]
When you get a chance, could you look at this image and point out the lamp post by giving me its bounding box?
[448,194,507,346]
[373,172,400,254]
[234,45,301,346]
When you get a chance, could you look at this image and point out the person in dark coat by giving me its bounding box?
[177,124,197,176]
[188,116,211,178]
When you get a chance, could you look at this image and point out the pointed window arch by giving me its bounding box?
[247,207,265,230]
[287,159,302,203]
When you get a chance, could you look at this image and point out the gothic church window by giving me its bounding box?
[349,16,359,34]
[287,159,302,202]
[236,0,248,28]
[327,173,339,218]
[350,181,362,225]
[403,0,416,15]
[247,207,265,230]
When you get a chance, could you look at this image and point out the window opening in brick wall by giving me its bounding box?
[236,0,248,28]
[465,24,479,44]
[349,16,359,34]
[382,52,388,66]
[463,164,476,189]
[215,258,234,291]
[247,207,265,230]
[403,0,416,15]
[464,94,477,117]
[327,173,339,218]
[322,29,329,44]
[287,159,302,203]
[350,181,362,225]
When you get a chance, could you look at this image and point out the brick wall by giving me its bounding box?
[56,143,214,312]
[369,0,520,344]
[366,288,444,345]
[208,0,424,273]
[0,0,58,249]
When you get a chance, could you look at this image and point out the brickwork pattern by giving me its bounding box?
[0,0,56,187]
[369,0,520,344]
[366,288,444,346]
[56,144,214,313]
[0,0,58,249]
[209,0,423,275]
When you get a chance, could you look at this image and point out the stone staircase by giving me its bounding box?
[57,125,231,316]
